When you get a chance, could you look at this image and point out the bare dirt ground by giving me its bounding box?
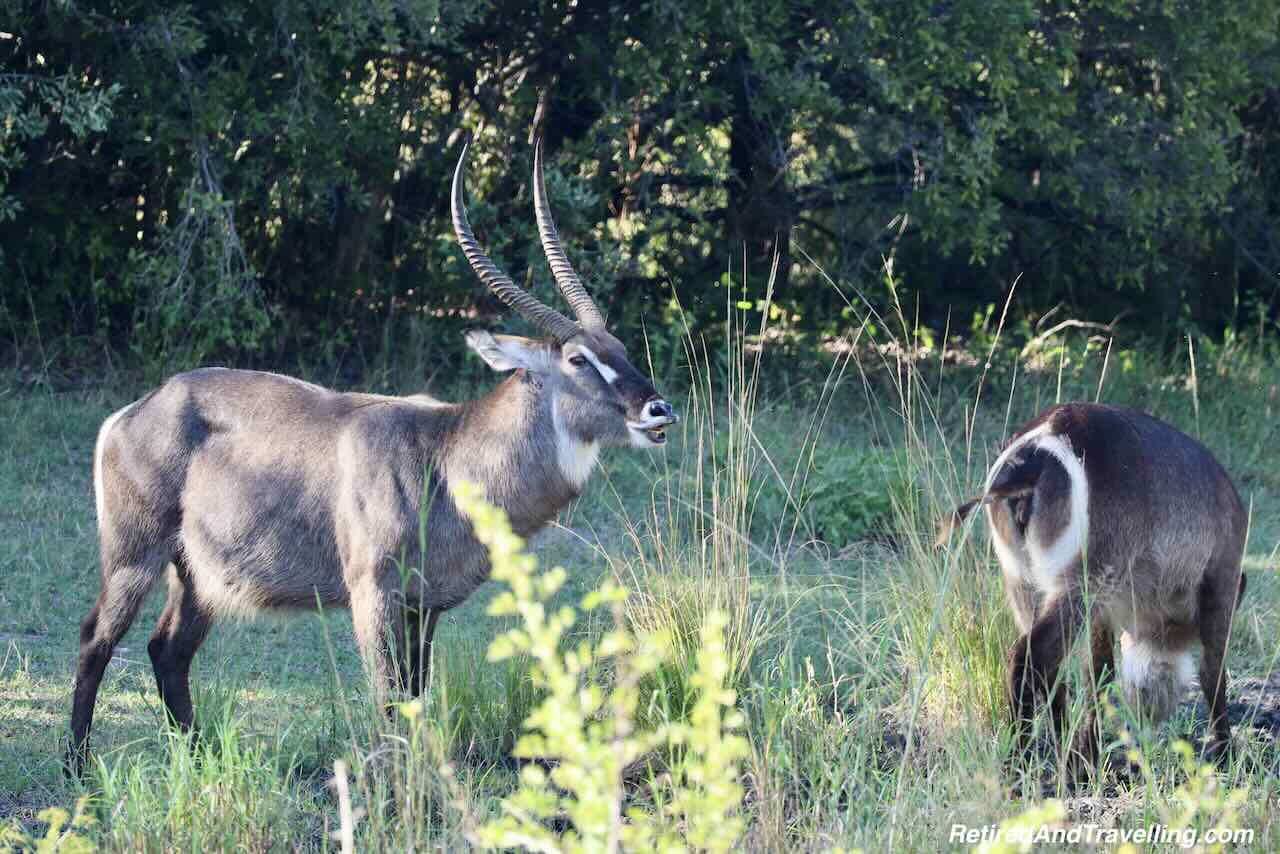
[1185,671,1280,750]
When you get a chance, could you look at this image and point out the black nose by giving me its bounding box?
[647,399,675,420]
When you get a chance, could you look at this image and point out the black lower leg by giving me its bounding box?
[1007,593,1085,759]
[1198,574,1238,760]
[1071,620,1115,766]
[148,565,212,732]
[401,608,439,698]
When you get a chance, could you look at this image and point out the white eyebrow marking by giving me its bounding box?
[577,346,618,384]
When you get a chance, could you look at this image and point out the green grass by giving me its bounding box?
[3,304,1280,850]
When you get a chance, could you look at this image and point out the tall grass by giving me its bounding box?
[603,256,865,724]
[87,701,320,851]
[9,255,1280,850]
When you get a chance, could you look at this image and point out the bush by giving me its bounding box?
[451,481,750,852]
[0,798,97,854]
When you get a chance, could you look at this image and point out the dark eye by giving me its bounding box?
[568,354,588,368]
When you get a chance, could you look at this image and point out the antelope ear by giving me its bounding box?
[464,330,540,372]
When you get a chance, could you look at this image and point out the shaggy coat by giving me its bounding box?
[67,138,677,775]
[945,403,1246,762]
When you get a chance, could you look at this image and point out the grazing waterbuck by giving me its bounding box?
[938,403,1247,765]
[67,139,678,773]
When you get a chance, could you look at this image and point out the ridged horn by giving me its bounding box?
[451,141,582,343]
[533,137,605,329]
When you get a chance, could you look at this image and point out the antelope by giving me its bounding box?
[938,402,1247,766]
[67,138,678,774]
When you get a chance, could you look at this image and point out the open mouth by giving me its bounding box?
[627,420,674,446]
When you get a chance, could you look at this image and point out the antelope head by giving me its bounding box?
[452,138,678,450]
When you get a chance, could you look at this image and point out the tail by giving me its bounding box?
[932,468,1044,549]
[933,497,981,549]
[936,445,1054,550]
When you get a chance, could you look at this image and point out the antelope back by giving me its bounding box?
[982,403,1246,604]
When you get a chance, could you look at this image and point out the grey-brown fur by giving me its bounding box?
[67,143,677,774]
[942,402,1247,767]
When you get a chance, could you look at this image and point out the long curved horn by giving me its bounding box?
[452,141,582,342]
[533,137,605,329]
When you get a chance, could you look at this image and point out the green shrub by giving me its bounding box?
[450,481,750,853]
[740,443,911,548]
[801,447,910,546]
[0,798,97,854]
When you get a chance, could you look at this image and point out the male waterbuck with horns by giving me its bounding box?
[938,403,1247,766]
[68,138,678,773]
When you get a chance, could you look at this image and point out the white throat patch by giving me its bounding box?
[552,398,599,490]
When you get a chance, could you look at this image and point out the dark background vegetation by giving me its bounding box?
[3,0,1279,373]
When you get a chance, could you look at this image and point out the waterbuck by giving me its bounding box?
[67,139,678,773]
[938,402,1246,766]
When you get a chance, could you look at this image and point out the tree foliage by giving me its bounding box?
[2,0,1278,365]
